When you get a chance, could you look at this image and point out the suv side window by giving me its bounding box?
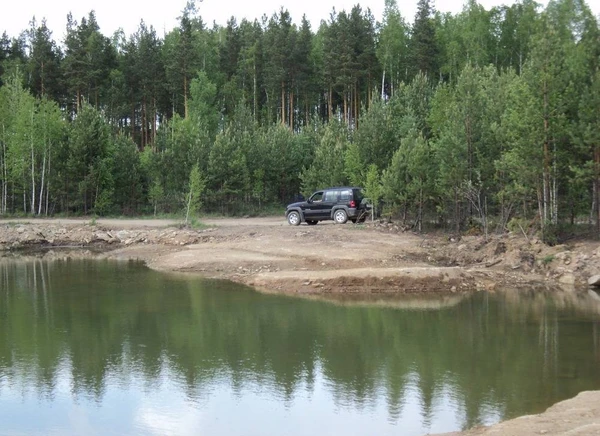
[340,189,352,201]
[310,192,324,202]
[323,190,338,202]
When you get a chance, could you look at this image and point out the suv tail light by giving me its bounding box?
[349,200,356,208]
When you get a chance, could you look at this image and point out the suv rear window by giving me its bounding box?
[340,189,352,201]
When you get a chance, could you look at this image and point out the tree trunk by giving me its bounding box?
[354,82,359,128]
[1,123,6,214]
[30,110,36,214]
[595,144,600,238]
[465,113,473,219]
[184,75,189,119]
[290,89,294,131]
[542,77,551,224]
[38,149,46,216]
[142,97,147,149]
[552,138,558,224]
[418,185,423,232]
[23,178,26,214]
[41,60,45,97]
[281,81,286,125]
[343,91,348,125]
[454,188,460,234]
[305,93,310,127]
[45,149,51,215]
[328,86,333,121]
[537,184,544,232]
[131,103,136,144]
[253,61,257,121]
[153,97,158,150]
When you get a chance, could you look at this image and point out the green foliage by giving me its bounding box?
[151,115,209,212]
[381,130,435,229]
[252,121,307,204]
[185,163,206,225]
[301,118,349,194]
[377,0,410,93]
[148,180,164,217]
[189,71,219,136]
[0,0,598,232]
[353,99,401,171]
[507,217,531,235]
[540,254,555,265]
[381,143,408,210]
[109,135,144,215]
[539,222,560,246]
[364,164,382,215]
[66,104,112,215]
[410,0,440,77]
[344,142,364,187]
[207,128,249,210]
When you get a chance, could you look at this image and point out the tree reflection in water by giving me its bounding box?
[1,259,600,435]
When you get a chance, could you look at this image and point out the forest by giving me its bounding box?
[0,0,598,240]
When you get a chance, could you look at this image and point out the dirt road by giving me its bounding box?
[7,216,285,228]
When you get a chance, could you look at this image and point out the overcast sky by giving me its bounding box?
[1,0,599,41]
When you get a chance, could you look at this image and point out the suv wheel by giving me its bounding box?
[287,211,301,226]
[333,209,348,224]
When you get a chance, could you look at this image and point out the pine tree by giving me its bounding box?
[26,18,62,101]
[236,19,264,121]
[66,104,112,214]
[410,0,440,79]
[164,1,204,118]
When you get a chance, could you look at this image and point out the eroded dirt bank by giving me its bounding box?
[1,216,600,436]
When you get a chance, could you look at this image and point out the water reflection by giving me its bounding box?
[1,259,600,435]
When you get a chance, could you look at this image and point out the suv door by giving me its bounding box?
[319,189,339,219]
[303,191,324,221]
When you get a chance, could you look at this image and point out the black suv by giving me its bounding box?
[286,187,369,225]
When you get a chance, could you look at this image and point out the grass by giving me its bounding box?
[0,218,32,225]
[181,217,210,230]
[541,254,555,265]
[3,221,23,227]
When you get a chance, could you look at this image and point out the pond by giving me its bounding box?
[1,259,600,435]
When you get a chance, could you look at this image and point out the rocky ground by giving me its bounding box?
[1,216,600,435]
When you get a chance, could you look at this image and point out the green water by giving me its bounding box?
[1,259,600,435]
